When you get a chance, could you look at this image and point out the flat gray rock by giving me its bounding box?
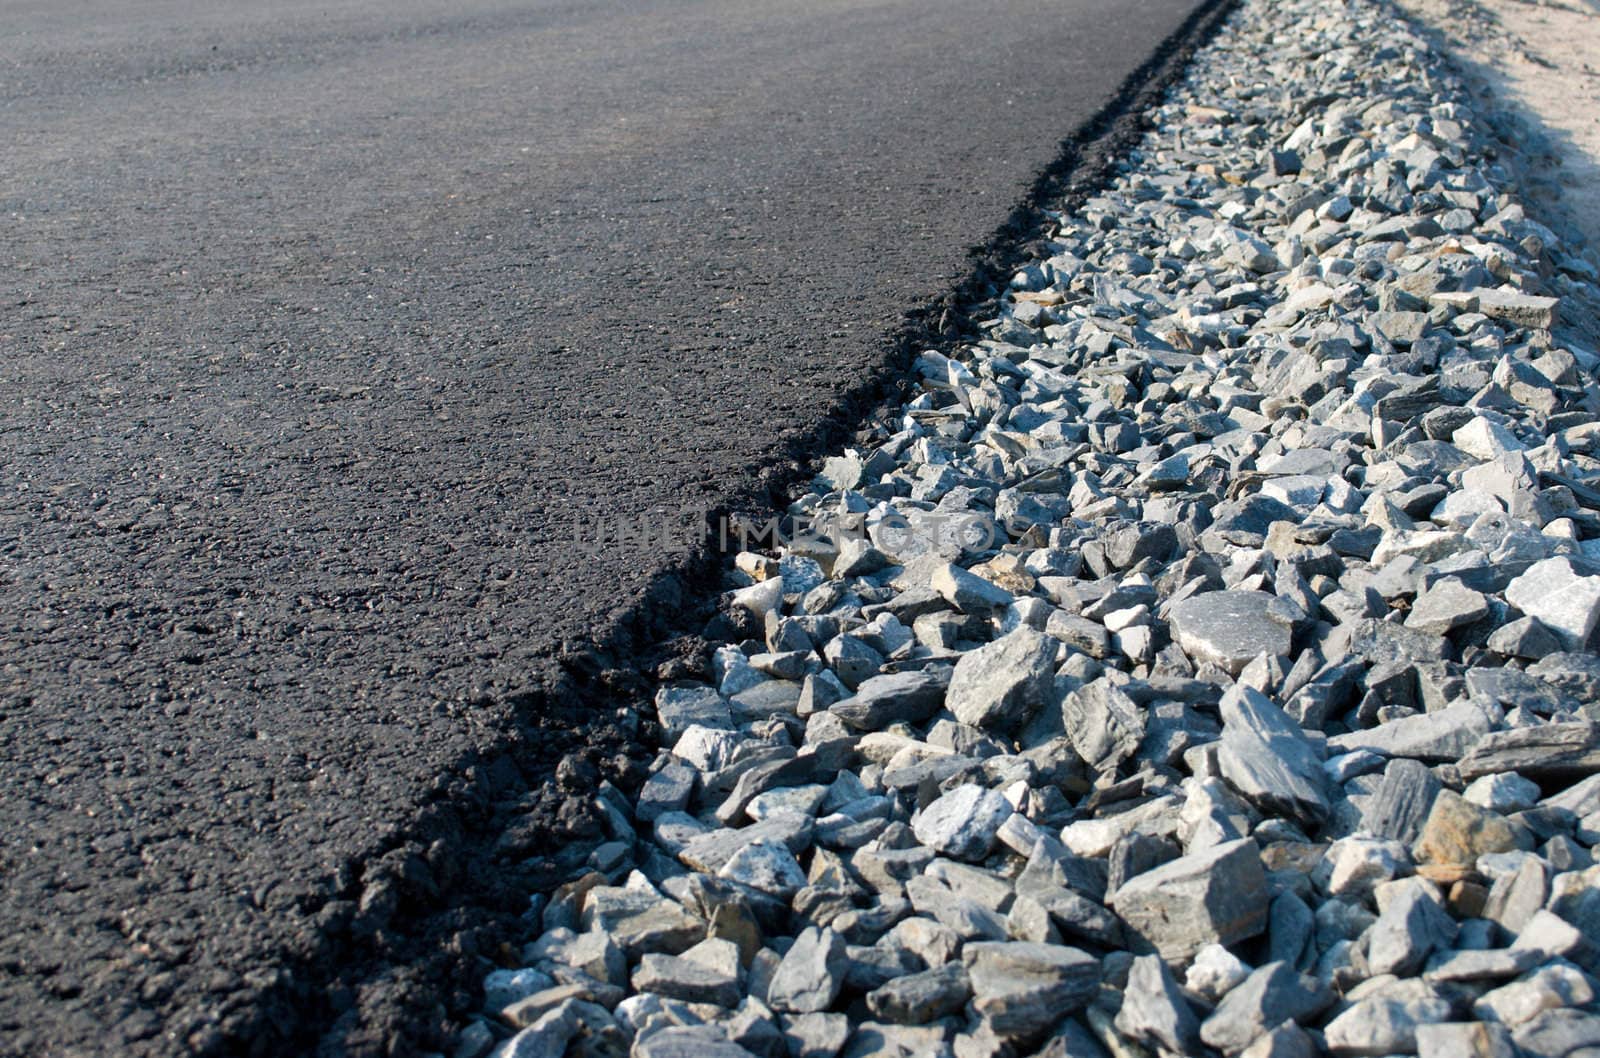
[1045,610,1113,658]
[1474,962,1596,1025]
[1510,1009,1600,1058]
[581,887,706,960]
[1169,590,1295,675]
[1458,722,1600,779]
[1416,1022,1516,1058]
[829,669,950,731]
[1475,286,1560,328]
[1424,947,1542,983]
[680,813,814,873]
[716,840,808,898]
[964,941,1100,1039]
[1343,618,1452,665]
[637,763,698,823]
[656,685,736,739]
[634,1027,762,1058]
[1328,701,1493,761]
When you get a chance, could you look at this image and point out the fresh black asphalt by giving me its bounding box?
[0,0,1215,1052]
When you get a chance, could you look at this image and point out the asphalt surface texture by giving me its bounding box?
[0,0,1219,1053]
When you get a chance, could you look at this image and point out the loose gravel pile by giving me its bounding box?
[458,0,1600,1055]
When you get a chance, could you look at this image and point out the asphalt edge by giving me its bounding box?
[184,0,1243,1053]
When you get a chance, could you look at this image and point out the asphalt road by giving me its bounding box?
[0,0,1213,1052]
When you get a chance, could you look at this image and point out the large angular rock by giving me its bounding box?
[1371,310,1430,346]
[1217,684,1329,829]
[1269,890,1316,970]
[582,887,706,959]
[864,964,971,1025]
[1186,944,1251,1002]
[1484,857,1550,934]
[1115,954,1200,1054]
[1505,557,1600,651]
[1544,773,1600,819]
[1509,1009,1600,1057]
[767,927,848,1014]
[717,840,808,898]
[656,685,735,739]
[1487,616,1563,659]
[1362,758,1443,844]
[1416,1022,1516,1058]
[1458,722,1600,780]
[673,725,742,772]
[1463,771,1539,813]
[1109,838,1269,960]
[1199,962,1334,1055]
[945,627,1056,732]
[484,967,558,1011]
[634,1026,764,1058]
[1237,1022,1318,1058]
[1206,494,1303,544]
[1324,987,1454,1055]
[632,952,741,1008]
[1474,962,1596,1025]
[1368,881,1459,976]
[1169,591,1295,675]
[525,929,626,986]
[782,1012,850,1058]
[1406,579,1490,635]
[680,814,813,873]
[912,785,1014,862]
[932,562,1015,612]
[1321,837,1408,899]
[1424,947,1542,983]
[495,999,611,1058]
[500,985,593,1031]
[1474,287,1560,329]
[1412,790,1531,870]
[964,941,1099,1039]
[823,635,886,690]
[1452,416,1525,460]
[837,1022,953,1058]
[1045,610,1112,658]
[1342,618,1451,665]
[1061,677,1146,773]
[637,763,697,823]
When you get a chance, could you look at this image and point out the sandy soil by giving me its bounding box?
[1395,0,1600,255]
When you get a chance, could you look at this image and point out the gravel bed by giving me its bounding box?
[456,0,1600,1054]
